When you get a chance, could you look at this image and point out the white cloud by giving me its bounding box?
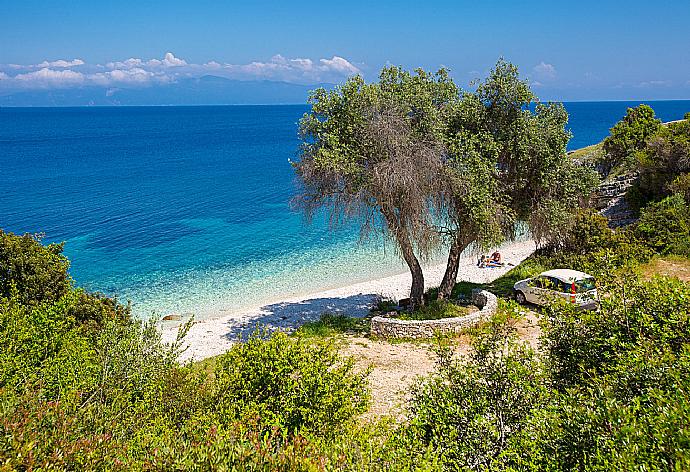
[224,54,360,83]
[319,56,360,75]
[0,52,360,90]
[150,52,187,67]
[533,61,557,81]
[37,58,85,68]
[13,68,85,88]
[89,67,164,86]
[106,58,145,69]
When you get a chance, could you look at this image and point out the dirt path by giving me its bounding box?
[341,312,542,418]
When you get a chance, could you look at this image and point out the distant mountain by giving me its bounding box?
[0,76,334,107]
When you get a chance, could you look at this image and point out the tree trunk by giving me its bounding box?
[380,207,425,309]
[399,233,425,310]
[438,234,470,300]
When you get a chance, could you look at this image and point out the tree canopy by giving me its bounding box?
[295,67,457,307]
[602,104,662,175]
[295,60,598,303]
[436,60,598,298]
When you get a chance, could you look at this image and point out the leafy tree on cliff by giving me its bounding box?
[602,104,662,175]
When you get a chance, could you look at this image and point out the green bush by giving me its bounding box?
[635,193,690,256]
[602,104,662,175]
[408,311,547,470]
[669,172,690,203]
[629,117,690,208]
[541,276,690,390]
[211,330,370,436]
[0,230,71,306]
[558,209,613,254]
[509,342,690,471]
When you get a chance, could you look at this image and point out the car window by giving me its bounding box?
[529,277,544,288]
[544,277,563,291]
[576,277,596,292]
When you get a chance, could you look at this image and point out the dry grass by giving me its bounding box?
[639,256,690,282]
[568,142,604,163]
[342,310,542,419]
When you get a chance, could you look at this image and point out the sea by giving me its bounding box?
[1,100,689,319]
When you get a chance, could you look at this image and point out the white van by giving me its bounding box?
[513,269,598,310]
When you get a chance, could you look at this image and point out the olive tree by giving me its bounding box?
[436,61,598,299]
[294,68,456,308]
[602,104,662,175]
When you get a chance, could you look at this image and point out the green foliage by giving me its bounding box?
[543,276,690,388]
[211,331,369,436]
[295,313,370,337]
[635,193,690,256]
[669,172,690,203]
[437,59,598,297]
[507,347,690,471]
[0,231,374,469]
[409,312,547,470]
[630,117,690,208]
[509,277,690,470]
[602,104,662,175]
[0,230,70,306]
[558,209,612,254]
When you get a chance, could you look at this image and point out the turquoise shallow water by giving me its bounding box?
[1,101,689,318]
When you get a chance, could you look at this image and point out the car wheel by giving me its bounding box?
[515,290,527,305]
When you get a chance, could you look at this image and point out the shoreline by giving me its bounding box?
[161,239,537,361]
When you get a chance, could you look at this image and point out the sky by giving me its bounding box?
[1,0,689,102]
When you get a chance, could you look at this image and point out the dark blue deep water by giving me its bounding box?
[1,101,689,317]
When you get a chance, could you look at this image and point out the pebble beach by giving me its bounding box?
[162,239,537,361]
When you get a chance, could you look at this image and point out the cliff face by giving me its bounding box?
[593,173,638,227]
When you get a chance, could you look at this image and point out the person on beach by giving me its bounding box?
[478,251,504,268]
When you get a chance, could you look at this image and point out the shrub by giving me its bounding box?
[541,276,690,390]
[67,289,130,329]
[503,274,690,470]
[510,344,690,471]
[634,193,690,256]
[629,118,690,208]
[211,331,370,436]
[408,311,547,470]
[558,209,612,254]
[669,172,690,203]
[0,231,70,306]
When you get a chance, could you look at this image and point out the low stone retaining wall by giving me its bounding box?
[370,289,498,339]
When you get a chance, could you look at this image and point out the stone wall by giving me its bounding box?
[370,289,498,339]
[594,172,639,228]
